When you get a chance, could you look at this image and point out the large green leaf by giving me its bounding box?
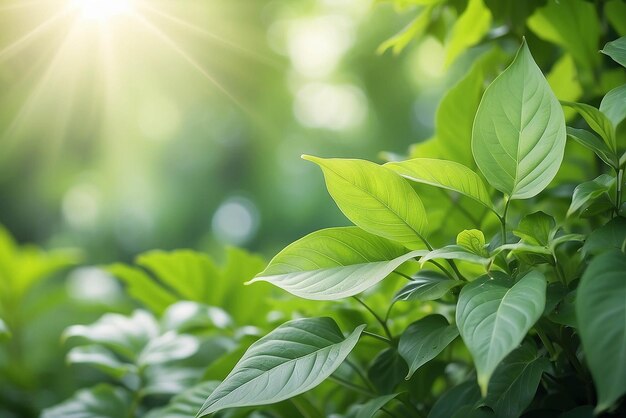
[567,175,615,217]
[456,271,546,394]
[472,41,566,199]
[197,318,365,415]
[444,0,492,68]
[385,158,494,211]
[576,251,626,412]
[484,344,550,418]
[602,36,626,68]
[302,156,428,247]
[600,84,626,128]
[398,315,459,379]
[394,270,462,303]
[249,227,423,300]
[527,0,600,70]
[41,384,132,418]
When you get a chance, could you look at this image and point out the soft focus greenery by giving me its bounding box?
[0,0,625,417]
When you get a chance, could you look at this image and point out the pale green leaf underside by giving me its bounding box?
[600,84,626,128]
[399,315,459,379]
[576,251,626,412]
[303,155,428,248]
[601,36,626,68]
[250,227,424,300]
[456,271,546,394]
[472,41,566,199]
[385,158,494,210]
[198,318,365,415]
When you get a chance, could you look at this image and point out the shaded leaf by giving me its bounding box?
[485,344,550,418]
[602,36,626,68]
[566,127,618,169]
[513,212,555,246]
[561,102,616,153]
[41,384,132,418]
[456,271,546,394]
[581,217,626,257]
[428,380,481,418]
[198,318,365,415]
[600,84,626,128]
[393,270,462,303]
[354,394,398,418]
[567,175,615,217]
[576,250,626,412]
[398,315,458,379]
[145,381,220,418]
[368,348,408,394]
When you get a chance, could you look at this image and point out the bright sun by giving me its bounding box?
[72,0,134,21]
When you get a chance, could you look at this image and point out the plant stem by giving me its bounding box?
[500,196,511,245]
[419,235,467,281]
[352,296,394,341]
[362,330,393,345]
[616,168,623,217]
[535,325,557,359]
[393,270,415,281]
[345,359,376,392]
[328,375,376,397]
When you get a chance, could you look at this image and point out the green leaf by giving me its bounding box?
[385,158,494,211]
[456,271,546,394]
[137,331,200,367]
[513,212,555,246]
[576,250,626,412]
[161,301,233,333]
[601,36,626,68]
[67,345,138,382]
[484,344,550,418]
[145,381,220,418]
[41,384,132,418]
[394,271,462,303]
[428,380,481,418]
[303,156,428,247]
[457,229,489,257]
[420,245,491,267]
[250,227,424,300]
[444,0,492,68]
[377,6,435,55]
[398,315,459,379]
[582,217,626,257]
[368,348,408,394]
[472,41,566,199]
[527,0,600,70]
[600,84,626,128]
[198,318,365,415]
[432,46,506,167]
[354,394,398,418]
[561,101,616,153]
[64,310,160,361]
[566,127,619,169]
[567,175,615,217]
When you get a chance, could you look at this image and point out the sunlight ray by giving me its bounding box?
[0,8,70,62]
[2,22,82,146]
[137,2,281,70]
[132,14,246,110]
[0,0,46,13]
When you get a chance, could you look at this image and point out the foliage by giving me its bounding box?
[2,1,626,418]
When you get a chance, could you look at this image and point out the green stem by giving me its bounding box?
[500,196,511,245]
[328,375,376,397]
[362,330,393,345]
[615,168,623,217]
[419,235,467,281]
[353,296,394,341]
[535,325,557,359]
[393,270,415,281]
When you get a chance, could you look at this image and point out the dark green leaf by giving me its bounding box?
[394,271,462,303]
[398,315,459,379]
[354,394,398,418]
[576,250,626,411]
[567,175,615,217]
[456,271,546,394]
[145,381,220,418]
[581,217,626,257]
[428,380,481,418]
[513,212,555,246]
[566,127,618,169]
[368,348,408,394]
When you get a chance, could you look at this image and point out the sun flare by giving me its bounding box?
[72,0,133,22]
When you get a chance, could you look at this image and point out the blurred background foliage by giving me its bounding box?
[1,0,625,416]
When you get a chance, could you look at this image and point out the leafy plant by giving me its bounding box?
[200,37,626,417]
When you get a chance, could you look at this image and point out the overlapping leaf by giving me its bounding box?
[456,271,546,394]
[249,227,423,300]
[197,318,365,415]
